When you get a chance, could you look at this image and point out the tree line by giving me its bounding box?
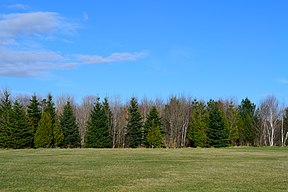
[0,89,288,148]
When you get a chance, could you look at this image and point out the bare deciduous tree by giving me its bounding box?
[281,106,288,146]
[75,96,98,146]
[259,95,280,146]
[56,94,75,117]
[16,94,31,110]
[164,96,191,148]
[110,96,128,148]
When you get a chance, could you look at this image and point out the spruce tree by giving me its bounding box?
[103,98,113,139]
[126,97,143,148]
[144,106,162,147]
[34,112,53,148]
[0,90,13,148]
[60,101,80,148]
[27,95,41,147]
[207,100,229,148]
[188,100,208,147]
[10,100,33,148]
[85,98,112,148]
[42,94,60,147]
[44,94,56,123]
[239,98,256,146]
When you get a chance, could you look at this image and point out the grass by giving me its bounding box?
[0,147,288,192]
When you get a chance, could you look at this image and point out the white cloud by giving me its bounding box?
[0,48,147,77]
[61,39,74,44]
[0,39,17,46]
[0,11,80,77]
[76,52,147,64]
[7,4,29,10]
[0,11,147,78]
[0,48,76,77]
[0,12,77,38]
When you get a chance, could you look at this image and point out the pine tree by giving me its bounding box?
[85,98,112,148]
[207,100,229,148]
[126,97,143,148]
[27,95,41,147]
[188,100,208,147]
[0,90,13,148]
[239,98,256,146]
[9,100,33,148]
[144,106,162,147]
[34,112,53,148]
[60,101,80,148]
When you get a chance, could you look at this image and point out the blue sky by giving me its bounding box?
[0,0,288,104]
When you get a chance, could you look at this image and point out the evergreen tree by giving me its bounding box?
[144,106,162,147]
[125,97,143,148]
[60,101,80,148]
[53,119,64,147]
[0,90,12,114]
[27,95,41,147]
[146,124,162,148]
[0,90,13,148]
[239,98,256,146]
[34,112,53,148]
[9,100,33,148]
[85,98,112,148]
[188,100,208,147]
[44,94,56,123]
[207,100,229,148]
[42,94,60,147]
[103,97,113,139]
[226,101,240,146]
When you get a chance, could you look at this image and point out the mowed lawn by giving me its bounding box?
[0,147,287,192]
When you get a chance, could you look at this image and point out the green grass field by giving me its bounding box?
[0,147,287,192]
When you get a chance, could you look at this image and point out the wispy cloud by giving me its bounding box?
[0,11,147,78]
[76,52,147,64]
[7,4,29,10]
[0,39,16,46]
[0,48,76,77]
[0,11,79,77]
[0,12,77,38]
[278,79,288,84]
[0,48,147,77]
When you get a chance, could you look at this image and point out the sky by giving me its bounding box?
[0,0,288,104]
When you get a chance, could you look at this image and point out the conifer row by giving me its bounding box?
[1,90,288,148]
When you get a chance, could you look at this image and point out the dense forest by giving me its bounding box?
[0,89,287,149]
